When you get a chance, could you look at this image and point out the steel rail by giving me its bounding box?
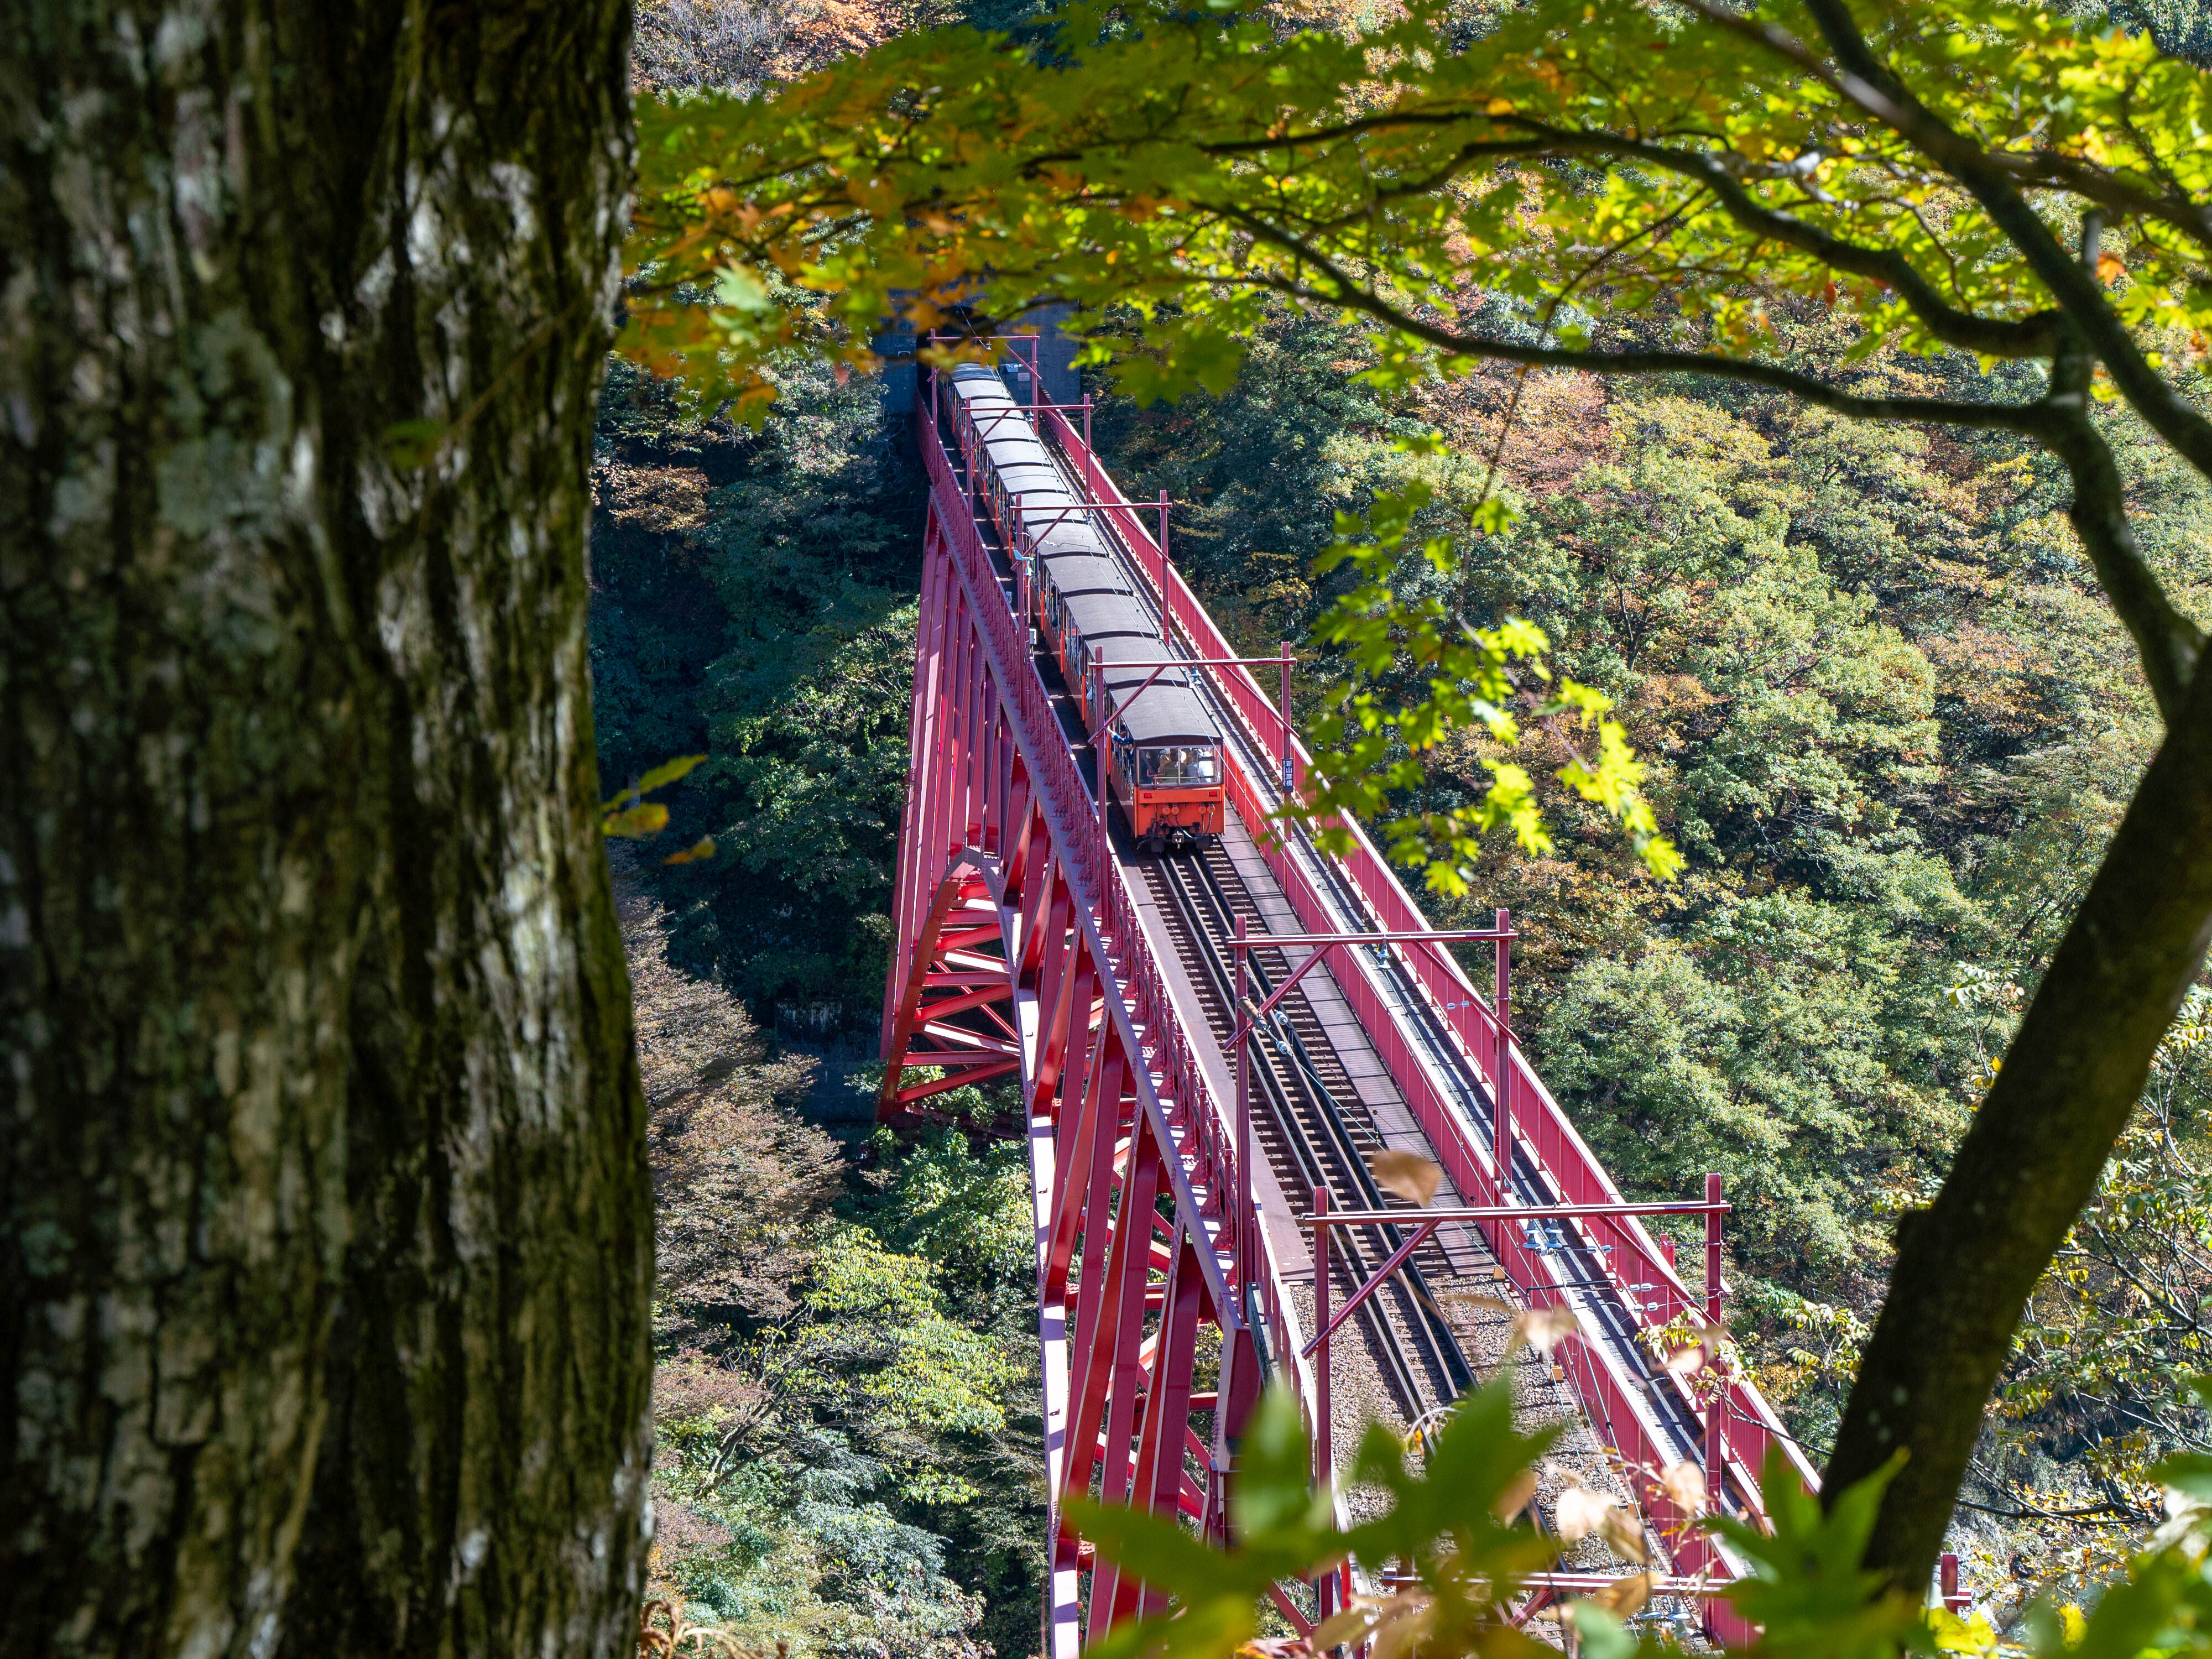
[1183,847,1478,1399]
[1150,844,1438,1418]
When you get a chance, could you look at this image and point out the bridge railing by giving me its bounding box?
[1041,408,1819,1513]
[917,395,1333,1470]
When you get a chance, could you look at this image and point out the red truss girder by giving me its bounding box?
[880,445,1299,1659]
[884,374,1817,1652]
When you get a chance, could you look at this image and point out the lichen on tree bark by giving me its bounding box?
[0,6,653,1659]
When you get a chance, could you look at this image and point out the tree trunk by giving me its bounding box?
[0,7,652,1659]
[1825,656,2212,1590]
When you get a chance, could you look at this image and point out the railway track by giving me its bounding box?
[1145,842,1473,1422]
[1032,411,1725,1501]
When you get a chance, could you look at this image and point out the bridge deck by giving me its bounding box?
[881,361,1823,1650]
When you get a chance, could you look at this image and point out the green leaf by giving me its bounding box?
[1229,1384,1332,1542]
[1472,496,1521,536]
[1565,1601,1641,1659]
[2152,1450,2212,1506]
[382,418,448,471]
[1062,1500,1231,1598]
[1707,1447,1921,1659]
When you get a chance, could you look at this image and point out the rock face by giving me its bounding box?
[0,8,653,1659]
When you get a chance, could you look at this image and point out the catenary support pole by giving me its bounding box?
[1098,698,1110,888]
[1159,492,1173,653]
[1235,918,1251,1299]
[1705,1171,1726,1494]
[1495,908,1512,1201]
[1313,1183,1333,1621]
[1280,643,1295,795]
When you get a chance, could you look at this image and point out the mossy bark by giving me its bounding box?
[0,6,652,1659]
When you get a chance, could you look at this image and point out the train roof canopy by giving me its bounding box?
[1030,520,1107,560]
[1091,638,1182,685]
[949,363,1016,398]
[1113,683,1218,746]
[1036,552,1127,594]
[1062,591,1154,641]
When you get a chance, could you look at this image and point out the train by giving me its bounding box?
[943,362,1227,853]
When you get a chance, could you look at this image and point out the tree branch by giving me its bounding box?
[2043,316,2206,722]
[1501,119,2063,359]
[1235,245,2057,434]
[1177,104,2065,360]
[1790,0,2212,491]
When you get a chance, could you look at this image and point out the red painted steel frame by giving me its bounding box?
[881,357,1816,1650]
[883,390,1349,1658]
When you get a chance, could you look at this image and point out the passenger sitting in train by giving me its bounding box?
[1139,746,1220,787]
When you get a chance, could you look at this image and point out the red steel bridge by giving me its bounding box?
[877,340,1828,1654]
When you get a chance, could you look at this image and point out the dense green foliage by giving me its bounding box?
[592,356,923,1020]
[621,869,1044,1656]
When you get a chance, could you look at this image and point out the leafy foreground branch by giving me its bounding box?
[1079,1378,2212,1659]
[630,0,2212,1593]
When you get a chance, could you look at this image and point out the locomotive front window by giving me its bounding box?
[1138,745,1220,786]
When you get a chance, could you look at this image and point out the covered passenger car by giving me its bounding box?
[1099,664,1225,850]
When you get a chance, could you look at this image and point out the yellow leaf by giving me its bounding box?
[1447,1291,1517,1315]
[662,835,717,865]
[1370,1148,1443,1205]
[604,802,670,838]
[1312,1593,1398,1649]
[1486,97,1516,115]
[1584,1572,1653,1616]
[1658,1460,1708,1514]
[1555,1486,1614,1543]
[1597,1506,1652,1564]
[1492,1467,1540,1522]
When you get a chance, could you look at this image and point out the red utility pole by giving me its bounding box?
[1234,916,1251,1301]
[1705,1170,1727,1494]
[1312,1182,1333,1621]
[1495,908,1512,1201]
[1159,491,1172,650]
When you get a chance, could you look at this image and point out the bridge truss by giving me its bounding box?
[878,346,1824,1654]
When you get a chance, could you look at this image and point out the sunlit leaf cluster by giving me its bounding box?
[1067,1378,2212,1659]
[627,0,2212,422]
[1297,482,1684,886]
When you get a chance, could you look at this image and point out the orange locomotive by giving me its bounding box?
[1090,639,1226,853]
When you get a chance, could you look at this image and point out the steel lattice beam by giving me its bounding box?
[881,370,1816,1650]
